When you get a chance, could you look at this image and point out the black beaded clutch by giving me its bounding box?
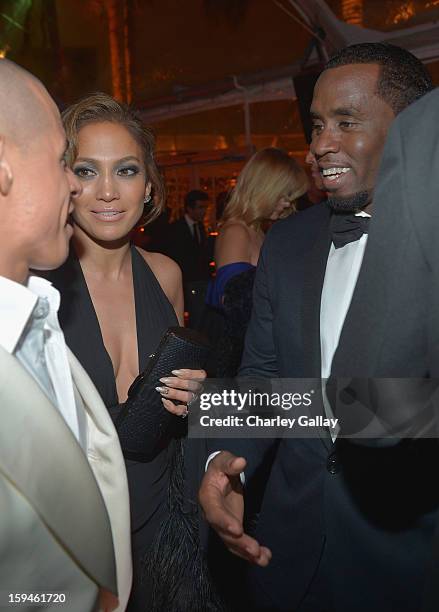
[114,327,210,460]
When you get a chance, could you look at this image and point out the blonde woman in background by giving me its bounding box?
[206,147,308,377]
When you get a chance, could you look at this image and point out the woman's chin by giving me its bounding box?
[73,222,132,248]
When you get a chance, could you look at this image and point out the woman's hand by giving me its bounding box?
[155,368,206,416]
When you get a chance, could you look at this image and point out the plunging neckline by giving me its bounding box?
[77,244,142,404]
[52,244,178,410]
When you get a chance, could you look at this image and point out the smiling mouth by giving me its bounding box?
[91,210,125,220]
[320,167,351,181]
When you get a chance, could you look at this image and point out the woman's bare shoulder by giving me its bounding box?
[219,220,251,238]
[135,247,182,286]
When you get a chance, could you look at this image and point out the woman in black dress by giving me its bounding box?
[48,93,218,611]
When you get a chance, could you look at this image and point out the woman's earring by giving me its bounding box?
[144,194,152,204]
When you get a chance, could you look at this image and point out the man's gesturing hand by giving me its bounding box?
[199,451,272,566]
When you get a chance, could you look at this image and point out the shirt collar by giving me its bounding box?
[355,210,371,218]
[184,213,196,227]
[27,275,60,313]
[0,274,60,354]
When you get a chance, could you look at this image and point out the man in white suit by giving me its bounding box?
[0,61,131,610]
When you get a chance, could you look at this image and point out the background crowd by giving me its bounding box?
[1,16,439,612]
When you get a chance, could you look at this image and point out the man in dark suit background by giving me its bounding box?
[167,189,210,282]
[165,189,211,326]
[331,86,439,612]
[199,43,434,612]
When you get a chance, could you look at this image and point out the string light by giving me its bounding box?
[392,1,415,24]
[341,0,363,25]
[0,1,31,59]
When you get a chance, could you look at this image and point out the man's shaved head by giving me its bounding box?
[0,59,80,282]
[0,59,60,151]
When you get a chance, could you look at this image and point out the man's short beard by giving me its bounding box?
[327,190,370,213]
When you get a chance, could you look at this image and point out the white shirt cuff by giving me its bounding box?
[205,451,245,485]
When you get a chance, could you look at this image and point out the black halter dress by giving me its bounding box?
[49,246,179,610]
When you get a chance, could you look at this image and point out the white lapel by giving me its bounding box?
[68,348,132,611]
[0,346,116,593]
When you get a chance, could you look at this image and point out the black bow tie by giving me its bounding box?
[330,214,370,249]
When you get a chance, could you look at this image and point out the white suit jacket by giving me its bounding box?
[0,346,132,611]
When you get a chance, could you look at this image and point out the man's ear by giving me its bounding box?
[0,137,13,196]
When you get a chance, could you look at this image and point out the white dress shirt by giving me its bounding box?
[320,211,370,439]
[0,274,86,450]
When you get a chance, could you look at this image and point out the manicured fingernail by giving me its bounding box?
[159,377,172,384]
[155,386,169,395]
[171,369,183,376]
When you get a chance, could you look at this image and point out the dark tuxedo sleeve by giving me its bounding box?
[240,245,280,378]
[331,88,439,444]
[208,246,279,479]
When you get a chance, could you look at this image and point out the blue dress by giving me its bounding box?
[206,261,255,309]
[206,262,256,377]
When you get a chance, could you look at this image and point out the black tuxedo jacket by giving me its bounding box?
[210,194,439,610]
[211,204,333,611]
[332,88,439,612]
[165,217,210,283]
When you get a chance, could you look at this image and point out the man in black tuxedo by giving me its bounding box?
[199,43,434,612]
[165,189,211,326]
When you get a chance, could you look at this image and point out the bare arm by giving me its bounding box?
[136,248,206,416]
